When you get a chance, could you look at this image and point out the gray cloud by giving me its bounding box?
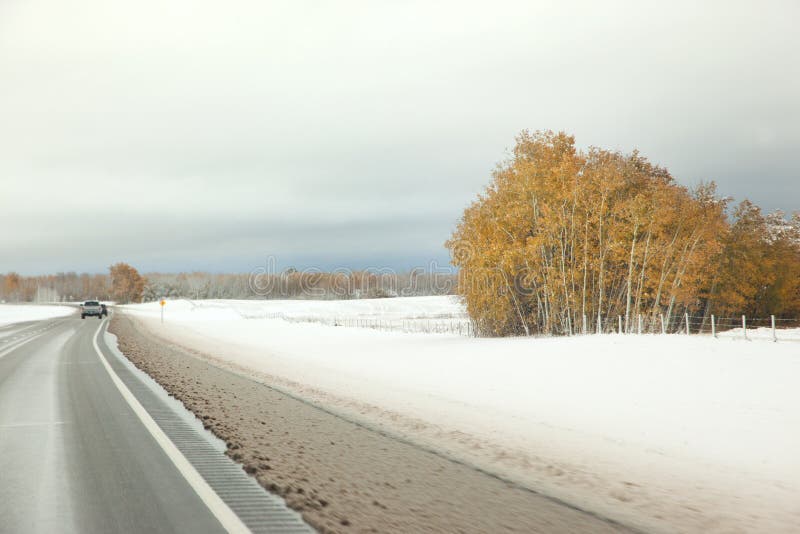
[1,0,798,274]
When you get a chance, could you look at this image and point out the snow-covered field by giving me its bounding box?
[155,296,471,334]
[121,297,800,533]
[0,304,74,326]
[184,295,467,320]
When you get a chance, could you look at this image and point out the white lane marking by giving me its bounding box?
[91,321,250,534]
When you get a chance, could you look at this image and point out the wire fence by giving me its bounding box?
[584,313,800,341]
[252,312,478,336]
[246,310,799,341]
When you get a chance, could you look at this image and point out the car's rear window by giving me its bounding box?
[84,301,99,306]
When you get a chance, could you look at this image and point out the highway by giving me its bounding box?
[0,315,310,534]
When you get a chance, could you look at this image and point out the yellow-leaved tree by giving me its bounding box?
[447,131,731,336]
[109,263,146,304]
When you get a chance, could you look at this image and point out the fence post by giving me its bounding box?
[771,315,777,342]
[711,315,716,338]
[742,315,747,340]
[637,314,642,335]
[660,313,665,334]
[685,312,690,335]
[618,315,623,334]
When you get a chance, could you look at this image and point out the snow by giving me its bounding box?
[719,326,800,341]
[121,297,800,533]
[0,304,74,326]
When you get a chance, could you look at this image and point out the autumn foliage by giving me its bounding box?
[712,202,800,320]
[109,263,145,304]
[447,131,800,336]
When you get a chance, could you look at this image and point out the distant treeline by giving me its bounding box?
[0,269,458,303]
[0,272,109,302]
[145,270,457,301]
[448,130,800,336]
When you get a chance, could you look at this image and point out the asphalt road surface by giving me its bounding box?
[0,315,309,534]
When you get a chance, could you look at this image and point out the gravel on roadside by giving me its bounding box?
[109,313,627,534]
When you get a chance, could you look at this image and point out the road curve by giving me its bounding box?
[0,315,309,534]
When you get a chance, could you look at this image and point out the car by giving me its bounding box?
[81,301,103,319]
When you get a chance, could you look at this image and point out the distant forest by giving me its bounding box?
[0,269,458,303]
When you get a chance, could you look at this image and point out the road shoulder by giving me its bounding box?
[109,313,629,534]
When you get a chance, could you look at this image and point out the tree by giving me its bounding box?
[109,263,145,304]
[3,272,21,301]
[711,202,800,320]
[447,130,729,336]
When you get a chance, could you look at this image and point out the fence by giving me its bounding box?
[252,312,478,336]
[246,310,798,340]
[581,312,800,341]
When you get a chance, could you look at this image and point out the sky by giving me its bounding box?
[1,0,798,275]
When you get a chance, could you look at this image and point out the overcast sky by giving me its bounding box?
[1,0,798,275]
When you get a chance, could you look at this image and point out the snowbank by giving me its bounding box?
[121,297,800,533]
[0,304,74,326]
